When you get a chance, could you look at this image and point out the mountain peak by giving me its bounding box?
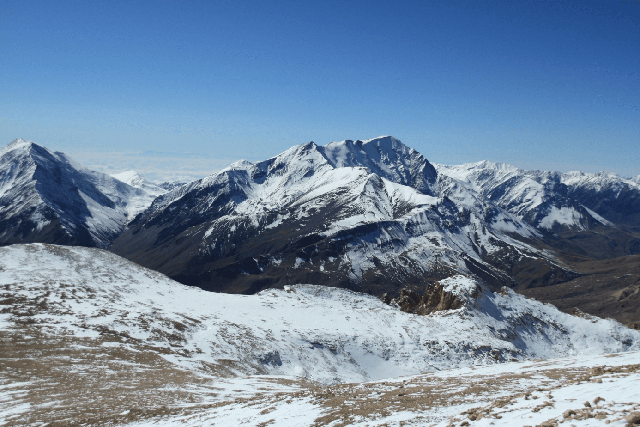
[111,170,141,183]
[0,140,169,248]
[468,159,519,172]
[361,135,405,149]
[7,137,34,147]
[319,136,438,195]
[325,135,407,154]
[2,138,40,155]
[223,159,255,171]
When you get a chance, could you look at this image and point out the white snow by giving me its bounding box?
[539,206,584,230]
[111,170,169,199]
[0,139,167,246]
[139,137,549,285]
[584,205,615,227]
[435,159,640,233]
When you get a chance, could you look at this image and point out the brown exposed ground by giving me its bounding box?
[0,325,214,427]
[521,254,640,329]
[380,279,477,315]
[3,313,640,427]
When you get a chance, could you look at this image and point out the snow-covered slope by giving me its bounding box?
[321,136,439,196]
[1,244,638,386]
[3,244,640,426]
[112,137,562,295]
[110,170,185,198]
[436,161,598,231]
[0,139,160,247]
[562,170,640,230]
[111,170,167,197]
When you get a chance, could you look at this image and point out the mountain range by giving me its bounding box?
[1,137,639,326]
[2,137,640,426]
[0,139,184,248]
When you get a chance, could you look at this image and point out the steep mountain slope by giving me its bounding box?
[111,137,569,295]
[563,171,640,233]
[436,161,640,258]
[0,139,159,247]
[435,161,610,231]
[435,161,640,326]
[2,244,639,426]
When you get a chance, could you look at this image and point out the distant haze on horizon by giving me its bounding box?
[1,0,638,179]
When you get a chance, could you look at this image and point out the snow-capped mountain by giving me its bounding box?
[436,161,640,232]
[436,160,640,261]
[110,169,186,196]
[3,136,638,299]
[111,170,167,197]
[562,170,640,232]
[111,136,572,295]
[436,161,600,231]
[0,139,161,247]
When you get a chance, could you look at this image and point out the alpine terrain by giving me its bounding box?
[1,244,639,426]
[110,136,640,314]
[2,136,640,327]
[436,160,640,327]
[0,139,169,248]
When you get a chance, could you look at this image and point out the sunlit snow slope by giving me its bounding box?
[1,244,638,386]
[436,160,640,232]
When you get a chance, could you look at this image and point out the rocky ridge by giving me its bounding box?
[0,139,161,247]
[111,136,572,296]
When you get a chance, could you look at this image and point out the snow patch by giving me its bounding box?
[538,206,584,230]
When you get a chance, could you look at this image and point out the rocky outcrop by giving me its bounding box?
[382,279,480,315]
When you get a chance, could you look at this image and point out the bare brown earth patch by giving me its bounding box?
[0,325,215,426]
[521,254,640,327]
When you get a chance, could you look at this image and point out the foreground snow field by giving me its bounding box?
[1,244,639,426]
[124,352,640,427]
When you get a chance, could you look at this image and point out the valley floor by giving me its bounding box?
[521,254,640,329]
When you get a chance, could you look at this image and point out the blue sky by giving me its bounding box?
[1,0,639,180]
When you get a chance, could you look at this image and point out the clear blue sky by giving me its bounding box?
[1,0,639,179]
